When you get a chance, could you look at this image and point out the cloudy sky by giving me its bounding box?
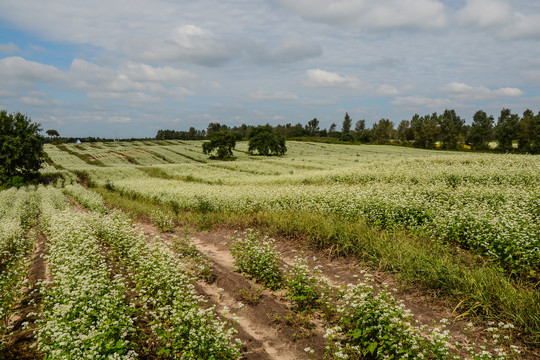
[1,0,539,138]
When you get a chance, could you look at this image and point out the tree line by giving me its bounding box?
[157,108,540,153]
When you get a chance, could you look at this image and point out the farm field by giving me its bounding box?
[1,140,539,359]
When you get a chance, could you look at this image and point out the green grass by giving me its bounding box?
[94,185,540,345]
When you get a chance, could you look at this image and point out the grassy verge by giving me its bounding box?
[93,186,540,345]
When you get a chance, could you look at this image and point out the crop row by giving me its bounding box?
[34,185,240,359]
[229,230,522,359]
[102,177,539,275]
[37,188,137,359]
[0,187,40,345]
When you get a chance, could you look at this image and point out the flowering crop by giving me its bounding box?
[0,187,40,344]
[76,145,538,278]
[92,211,241,359]
[63,184,107,213]
[37,206,137,359]
[229,230,283,290]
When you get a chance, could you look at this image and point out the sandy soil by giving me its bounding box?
[139,221,537,360]
[3,232,47,359]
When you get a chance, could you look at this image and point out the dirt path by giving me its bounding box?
[4,232,47,359]
[138,224,327,360]
[141,223,537,359]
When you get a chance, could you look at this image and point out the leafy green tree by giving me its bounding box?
[340,113,353,142]
[438,109,464,149]
[372,118,395,144]
[202,131,236,159]
[46,129,60,138]
[354,119,365,133]
[517,109,535,152]
[305,118,320,136]
[468,110,494,150]
[411,113,439,149]
[328,123,340,138]
[248,125,287,156]
[397,120,414,143]
[495,108,519,151]
[0,110,45,185]
[532,111,540,154]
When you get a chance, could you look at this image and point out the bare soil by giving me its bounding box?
[2,233,47,359]
[139,221,537,359]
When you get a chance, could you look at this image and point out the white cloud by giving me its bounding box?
[0,42,20,54]
[108,116,132,123]
[306,69,361,88]
[457,0,540,39]
[123,25,238,66]
[377,85,399,95]
[391,95,454,109]
[441,82,523,100]
[457,0,512,28]
[250,90,298,101]
[305,69,400,95]
[18,90,65,107]
[19,96,64,107]
[68,58,195,103]
[122,62,198,83]
[522,69,540,84]
[273,0,447,29]
[0,57,64,84]
[245,38,322,65]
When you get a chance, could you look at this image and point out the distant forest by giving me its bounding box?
[156,108,540,154]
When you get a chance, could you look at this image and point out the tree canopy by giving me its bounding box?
[158,106,540,154]
[248,125,287,156]
[202,130,236,159]
[0,110,45,185]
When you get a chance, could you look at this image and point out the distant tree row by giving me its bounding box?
[155,127,206,140]
[157,108,540,153]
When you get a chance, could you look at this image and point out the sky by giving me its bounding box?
[1,0,540,138]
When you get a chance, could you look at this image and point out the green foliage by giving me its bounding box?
[372,118,396,144]
[438,109,464,149]
[411,112,440,149]
[202,131,236,159]
[285,257,326,311]
[340,113,352,142]
[0,110,45,185]
[235,287,263,305]
[46,129,60,137]
[469,110,494,150]
[495,108,520,152]
[229,230,283,289]
[150,209,176,232]
[326,279,459,359]
[248,125,287,156]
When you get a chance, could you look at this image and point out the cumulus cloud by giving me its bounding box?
[18,91,65,107]
[306,69,362,88]
[0,42,20,54]
[245,38,322,65]
[457,0,512,28]
[250,90,298,101]
[457,0,540,39]
[68,58,194,103]
[123,25,238,67]
[377,85,399,95]
[441,82,524,100]
[273,0,447,29]
[391,95,454,109]
[108,116,132,123]
[306,69,399,95]
[122,62,198,83]
[0,57,64,84]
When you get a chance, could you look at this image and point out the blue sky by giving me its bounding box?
[1,0,540,138]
